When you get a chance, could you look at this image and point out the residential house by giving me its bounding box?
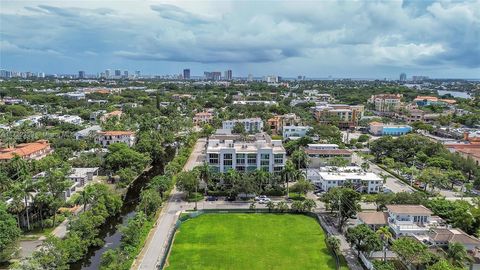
[357,212,389,230]
[282,125,312,139]
[99,110,122,122]
[95,131,136,147]
[386,205,440,237]
[193,111,214,127]
[0,140,52,161]
[74,125,102,140]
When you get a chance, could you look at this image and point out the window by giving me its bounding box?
[260,154,270,160]
[223,153,233,166]
[274,166,283,172]
[274,154,283,164]
[209,153,219,164]
[236,154,245,164]
[247,154,256,165]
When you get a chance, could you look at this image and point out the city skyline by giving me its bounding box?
[1,0,479,79]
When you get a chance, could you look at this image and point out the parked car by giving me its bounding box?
[206,196,218,201]
[225,196,236,201]
[258,198,271,204]
[254,195,268,201]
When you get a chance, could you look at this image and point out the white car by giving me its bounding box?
[254,195,268,201]
[258,198,271,204]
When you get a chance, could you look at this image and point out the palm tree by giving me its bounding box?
[282,160,296,197]
[376,226,393,262]
[75,185,95,213]
[361,162,370,172]
[9,157,33,230]
[326,236,341,254]
[447,242,470,268]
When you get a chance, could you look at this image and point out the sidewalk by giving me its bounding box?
[318,213,363,270]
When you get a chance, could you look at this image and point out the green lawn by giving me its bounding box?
[166,213,337,270]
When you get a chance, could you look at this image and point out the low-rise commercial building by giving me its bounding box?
[206,133,286,173]
[304,144,352,167]
[369,122,412,136]
[307,168,382,193]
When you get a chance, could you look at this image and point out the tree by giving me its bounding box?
[345,224,382,256]
[392,237,431,269]
[39,167,73,226]
[290,178,314,196]
[105,143,150,174]
[231,122,246,134]
[276,201,289,212]
[361,162,370,172]
[427,259,463,270]
[176,170,199,197]
[418,167,448,192]
[266,201,275,212]
[150,175,172,199]
[321,187,361,228]
[376,226,393,262]
[0,202,21,263]
[291,149,309,169]
[302,199,316,212]
[137,188,162,216]
[120,211,147,248]
[372,260,396,270]
[326,236,341,254]
[329,156,349,167]
[446,242,470,268]
[291,201,305,212]
[282,160,296,196]
[446,170,466,189]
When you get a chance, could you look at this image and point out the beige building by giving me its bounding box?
[369,94,402,113]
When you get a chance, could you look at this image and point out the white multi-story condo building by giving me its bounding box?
[307,168,382,193]
[95,131,136,147]
[282,126,311,139]
[222,118,264,133]
[206,133,286,173]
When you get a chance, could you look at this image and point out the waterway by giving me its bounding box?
[437,90,472,99]
[70,147,175,270]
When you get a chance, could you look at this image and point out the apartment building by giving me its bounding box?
[95,131,136,147]
[414,96,456,106]
[206,133,286,173]
[369,94,402,113]
[0,140,52,161]
[312,104,364,128]
[222,118,264,133]
[304,144,352,167]
[307,168,382,193]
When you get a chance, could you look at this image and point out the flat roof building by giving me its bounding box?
[206,132,286,173]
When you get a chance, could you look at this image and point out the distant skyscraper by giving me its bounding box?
[224,70,232,80]
[114,69,121,77]
[183,69,190,80]
[204,71,221,81]
[399,73,407,82]
[247,74,253,82]
[264,75,278,83]
[135,71,141,77]
[78,71,85,79]
[105,69,111,78]
[124,70,128,77]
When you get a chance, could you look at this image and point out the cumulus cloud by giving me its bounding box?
[0,0,479,77]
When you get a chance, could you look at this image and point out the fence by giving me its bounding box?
[157,210,341,270]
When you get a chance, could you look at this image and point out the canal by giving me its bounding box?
[70,147,175,270]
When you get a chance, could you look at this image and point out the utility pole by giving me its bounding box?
[337,192,342,231]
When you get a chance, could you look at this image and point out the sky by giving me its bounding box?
[1,0,479,79]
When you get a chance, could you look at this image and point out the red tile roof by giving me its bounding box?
[0,140,51,160]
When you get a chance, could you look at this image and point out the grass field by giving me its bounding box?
[166,213,337,270]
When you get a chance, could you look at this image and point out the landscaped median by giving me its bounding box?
[162,211,340,270]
